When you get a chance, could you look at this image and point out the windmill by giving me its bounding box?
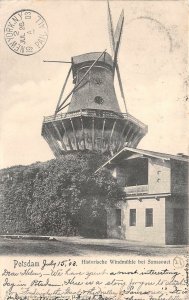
[41,1,148,157]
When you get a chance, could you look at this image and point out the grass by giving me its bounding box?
[0,236,188,256]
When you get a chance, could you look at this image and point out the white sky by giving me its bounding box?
[0,0,188,168]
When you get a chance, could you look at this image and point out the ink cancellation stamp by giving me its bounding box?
[4,9,48,56]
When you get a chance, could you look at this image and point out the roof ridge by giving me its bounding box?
[134,147,189,158]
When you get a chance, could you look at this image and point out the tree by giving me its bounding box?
[0,152,124,237]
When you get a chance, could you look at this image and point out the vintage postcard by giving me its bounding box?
[0,0,188,299]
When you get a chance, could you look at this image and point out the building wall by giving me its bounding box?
[107,156,189,245]
[107,197,166,244]
[107,202,125,239]
[148,158,171,194]
[69,65,121,113]
[165,197,188,244]
[171,160,188,195]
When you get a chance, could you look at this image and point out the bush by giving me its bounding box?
[0,151,124,237]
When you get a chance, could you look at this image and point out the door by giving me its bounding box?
[173,209,185,244]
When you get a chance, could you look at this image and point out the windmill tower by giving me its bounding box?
[41,2,147,157]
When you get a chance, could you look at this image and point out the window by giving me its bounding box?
[94,96,104,104]
[145,208,153,227]
[130,209,136,226]
[116,209,121,226]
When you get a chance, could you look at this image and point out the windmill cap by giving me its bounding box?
[71,52,113,76]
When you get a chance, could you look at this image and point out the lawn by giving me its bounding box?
[0,236,188,256]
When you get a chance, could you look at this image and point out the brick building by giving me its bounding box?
[97,147,189,245]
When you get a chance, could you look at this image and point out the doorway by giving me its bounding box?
[173,209,185,244]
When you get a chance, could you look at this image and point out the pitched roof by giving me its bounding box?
[72,52,113,68]
[96,146,189,172]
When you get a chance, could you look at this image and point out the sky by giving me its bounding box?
[0,0,188,168]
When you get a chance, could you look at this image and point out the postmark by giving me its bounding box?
[4,9,48,56]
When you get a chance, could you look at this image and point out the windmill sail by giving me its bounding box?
[41,3,148,157]
[107,1,127,113]
[107,0,115,54]
[55,66,72,114]
[114,10,124,54]
[43,60,72,63]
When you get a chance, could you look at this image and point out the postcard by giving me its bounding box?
[0,0,188,299]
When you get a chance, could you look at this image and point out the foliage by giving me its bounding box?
[0,152,124,237]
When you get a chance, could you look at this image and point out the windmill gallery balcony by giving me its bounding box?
[43,109,147,128]
[41,109,148,157]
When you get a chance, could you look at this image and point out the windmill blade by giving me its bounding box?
[112,9,127,113]
[43,60,72,64]
[114,10,124,52]
[57,80,89,113]
[55,66,72,114]
[113,10,124,69]
[116,64,127,113]
[59,101,71,111]
[111,28,127,114]
[113,37,119,73]
[107,0,115,55]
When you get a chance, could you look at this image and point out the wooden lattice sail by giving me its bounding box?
[41,3,148,157]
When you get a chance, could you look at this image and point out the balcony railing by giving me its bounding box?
[124,184,148,195]
[43,109,148,130]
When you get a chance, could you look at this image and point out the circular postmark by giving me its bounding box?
[4,9,48,56]
[173,256,185,269]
